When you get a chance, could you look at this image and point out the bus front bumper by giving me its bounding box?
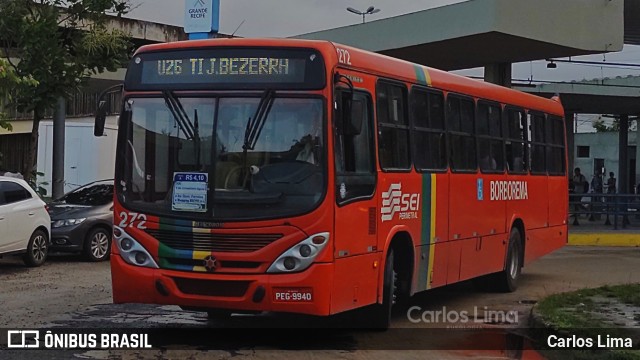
[111,255,333,316]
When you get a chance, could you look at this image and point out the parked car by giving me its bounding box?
[48,180,114,262]
[0,176,51,267]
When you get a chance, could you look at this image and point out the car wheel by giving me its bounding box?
[84,228,112,262]
[23,229,49,267]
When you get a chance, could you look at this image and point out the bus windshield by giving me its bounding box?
[118,95,325,221]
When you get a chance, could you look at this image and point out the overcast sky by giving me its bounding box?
[126,0,640,84]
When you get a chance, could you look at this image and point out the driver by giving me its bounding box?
[295,113,322,164]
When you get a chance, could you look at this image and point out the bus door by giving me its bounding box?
[332,87,378,311]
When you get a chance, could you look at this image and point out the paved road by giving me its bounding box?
[0,246,639,359]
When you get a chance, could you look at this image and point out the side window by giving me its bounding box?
[505,108,527,173]
[529,113,547,174]
[546,116,566,175]
[411,88,446,171]
[377,81,410,171]
[447,95,476,171]
[477,102,504,172]
[335,91,376,204]
[0,181,32,204]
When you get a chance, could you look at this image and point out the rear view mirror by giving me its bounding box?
[94,101,107,137]
[94,83,124,137]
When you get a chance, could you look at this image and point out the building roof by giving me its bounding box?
[296,0,629,71]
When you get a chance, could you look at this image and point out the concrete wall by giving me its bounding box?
[37,116,118,196]
[574,132,638,191]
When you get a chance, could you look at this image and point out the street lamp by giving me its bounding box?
[347,6,381,24]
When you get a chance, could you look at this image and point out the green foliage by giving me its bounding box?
[593,117,637,133]
[30,171,49,198]
[0,0,133,177]
[0,58,37,131]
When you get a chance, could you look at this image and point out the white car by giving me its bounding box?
[0,176,51,267]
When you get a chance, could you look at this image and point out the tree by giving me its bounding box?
[0,0,132,179]
[593,117,637,133]
[0,58,38,170]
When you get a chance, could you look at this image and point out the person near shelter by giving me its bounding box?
[571,167,588,216]
[607,172,617,194]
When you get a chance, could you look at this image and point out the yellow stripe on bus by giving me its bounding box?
[192,251,211,260]
[424,67,432,86]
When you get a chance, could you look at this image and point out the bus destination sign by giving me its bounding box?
[126,48,326,90]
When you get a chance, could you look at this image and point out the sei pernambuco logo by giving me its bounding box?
[381,183,421,222]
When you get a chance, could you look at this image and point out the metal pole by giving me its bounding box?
[619,115,629,195]
[52,97,66,199]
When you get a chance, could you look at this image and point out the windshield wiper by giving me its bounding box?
[162,90,202,169]
[243,89,275,152]
[240,89,275,186]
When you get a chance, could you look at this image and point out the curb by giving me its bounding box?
[568,233,640,247]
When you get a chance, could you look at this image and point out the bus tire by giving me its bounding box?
[496,228,523,293]
[363,249,396,330]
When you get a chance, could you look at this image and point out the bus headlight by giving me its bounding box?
[113,226,159,269]
[267,232,329,273]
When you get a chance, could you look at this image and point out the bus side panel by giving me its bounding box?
[330,253,380,314]
[548,176,568,226]
[448,174,484,240]
[524,225,566,264]
[506,175,544,229]
[475,175,507,236]
[446,240,462,284]
[459,234,506,281]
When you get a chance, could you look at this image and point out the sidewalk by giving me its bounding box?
[568,213,640,246]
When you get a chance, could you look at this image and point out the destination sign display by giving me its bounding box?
[125,48,326,90]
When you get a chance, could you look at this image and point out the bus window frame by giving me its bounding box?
[504,105,529,175]
[476,99,505,174]
[528,110,548,176]
[334,88,378,207]
[446,92,478,174]
[410,85,448,173]
[546,115,567,176]
[376,78,412,173]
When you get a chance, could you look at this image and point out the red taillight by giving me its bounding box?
[45,205,50,213]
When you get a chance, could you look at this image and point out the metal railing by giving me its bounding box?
[569,192,640,229]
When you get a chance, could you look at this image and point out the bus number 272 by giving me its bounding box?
[336,48,352,65]
[118,212,148,230]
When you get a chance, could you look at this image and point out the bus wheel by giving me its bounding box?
[206,309,233,320]
[363,249,396,330]
[496,228,523,293]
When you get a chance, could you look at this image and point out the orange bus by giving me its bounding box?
[95,38,567,329]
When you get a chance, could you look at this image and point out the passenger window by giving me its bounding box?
[377,81,410,171]
[529,113,546,174]
[412,88,447,171]
[477,102,504,172]
[447,95,476,171]
[505,109,527,173]
[0,181,32,204]
[546,116,566,175]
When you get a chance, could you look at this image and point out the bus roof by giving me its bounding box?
[135,38,564,116]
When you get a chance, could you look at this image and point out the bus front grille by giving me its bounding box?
[146,229,282,253]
